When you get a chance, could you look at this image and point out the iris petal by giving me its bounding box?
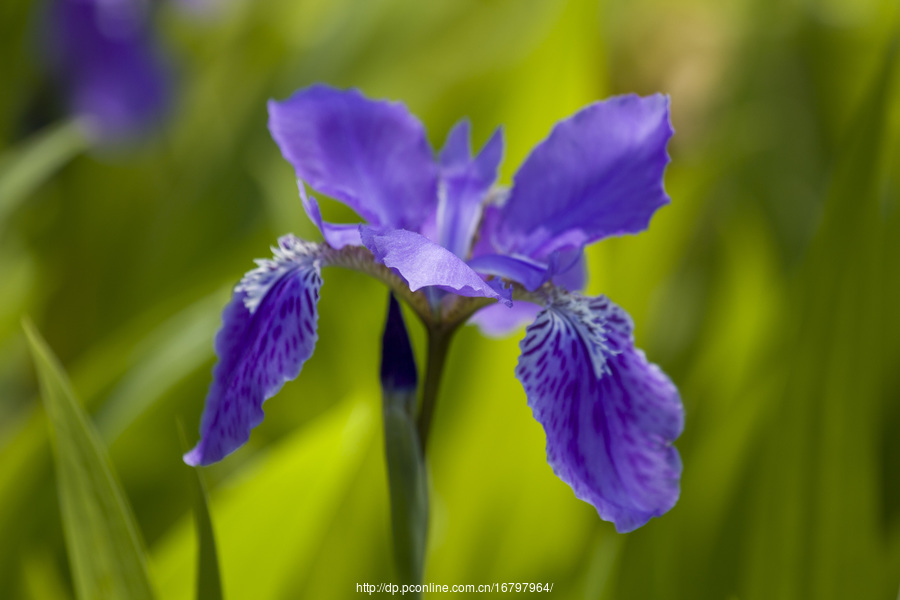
[466,253,548,291]
[494,94,673,259]
[46,0,169,140]
[268,85,438,231]
[551,251,587,291]
[467,248,584,293]
[516,293,682,532]
[469,300,541,338]
[439,119,472,168]
[436,124,504,257]
[184,235,323,466]
[298,183,362,249]
[360,226,511,305]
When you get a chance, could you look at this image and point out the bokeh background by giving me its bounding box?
[2,0,899,598]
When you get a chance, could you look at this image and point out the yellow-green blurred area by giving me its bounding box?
[2,0,900,597]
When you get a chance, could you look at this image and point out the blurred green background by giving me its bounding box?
[2,0,899,598]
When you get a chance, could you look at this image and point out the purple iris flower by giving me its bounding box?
[44,0,169,140]
[184,84,683,533]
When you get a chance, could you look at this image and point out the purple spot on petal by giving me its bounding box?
[514,294,683,532]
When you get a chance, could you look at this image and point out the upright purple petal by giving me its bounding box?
[360,226,510,305]
[184,235,324,466]
[436,125,503,258]
[268,85,438,231]
[493,95,673,259]
[516,293,682,532]
[45,0,169,140]
[439,119,472,168]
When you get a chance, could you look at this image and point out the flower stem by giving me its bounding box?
[416,328,454,452]
[382,399,428,591]
[381,295,428,594]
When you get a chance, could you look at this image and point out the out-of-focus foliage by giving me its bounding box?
[24,320,154,600]
[1,0,899,598]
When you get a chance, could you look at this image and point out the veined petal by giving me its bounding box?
[516,293,683,532]
[268,85,438,231]
[360,226,511,305]
[436,124,504,257]
[184,235,324,466]
[299,183,362,249]
[495,94,673,259]
[46,0,169,140]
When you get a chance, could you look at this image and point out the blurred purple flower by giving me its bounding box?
[45,0,169,140]
[184,85,683,532]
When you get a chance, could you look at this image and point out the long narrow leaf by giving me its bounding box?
[23,319,155,600]
[177,422,223,600]
[153,397,374,600]
[190,468,223,600]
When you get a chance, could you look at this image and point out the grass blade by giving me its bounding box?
[191,469,223,600]
[177,422,223,600]
[23,318,154,600]
[153,396,374,600]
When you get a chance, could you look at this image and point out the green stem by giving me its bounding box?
[382,395,428,593]
[416,328,454,452]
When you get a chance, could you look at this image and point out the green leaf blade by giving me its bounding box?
[23,318,155,600]
[177,421,223,600]
[191,469,223,600]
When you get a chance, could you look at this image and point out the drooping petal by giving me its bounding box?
[298,183,362,249]
[516,293,683,532]
[360,226,510,305]
[184,235,324,466]
[469,300,541,338]
[268,85,438,231]
[494,94,673,259]
[45,0,169,140]
[436,125,504,257]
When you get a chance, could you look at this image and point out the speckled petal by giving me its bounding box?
[516,293,683,532]
[184,235,323,466]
